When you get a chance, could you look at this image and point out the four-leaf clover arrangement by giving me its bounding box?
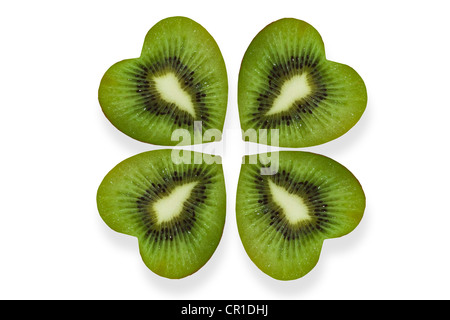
[97,16,367,280]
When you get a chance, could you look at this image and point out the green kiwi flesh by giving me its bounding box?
[236,151,365,280]
[99,16,228,146]
[97,149,226,279]
[238,18,367,147]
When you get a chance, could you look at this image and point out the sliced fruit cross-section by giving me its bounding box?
[236,151,365,280]
[99,16,228,146]
[238,18,367,147]
[97,149,226,279]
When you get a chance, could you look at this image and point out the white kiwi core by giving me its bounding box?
[153,181,198,224]
[268,179,311,224]
[153,72,196,118]
[266,73,311,116]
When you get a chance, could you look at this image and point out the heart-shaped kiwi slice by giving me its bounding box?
[236,151,365,280]
[238,18,367,147]
[97,149,226,279]
[99,16,228,146]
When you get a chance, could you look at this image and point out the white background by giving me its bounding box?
[1,0,449,300]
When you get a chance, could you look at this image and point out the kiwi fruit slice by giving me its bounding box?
[238,18,367,147]
[97,149,226,279]
[98,16,228,146]
[236,151,365,280]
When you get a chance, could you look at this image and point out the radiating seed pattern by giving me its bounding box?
[253,51,329,129]
[126,56,211,128]
[119,166,216,244]
[250,165,334,241]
